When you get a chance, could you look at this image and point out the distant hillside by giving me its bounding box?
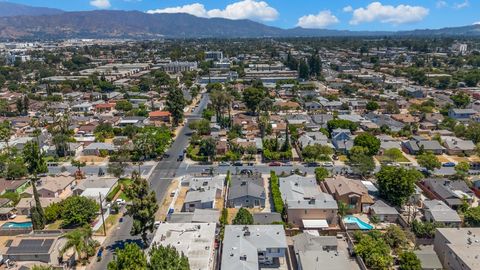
[0,8,479,40]
[0,1,63,17]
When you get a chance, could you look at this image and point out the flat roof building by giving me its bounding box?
[433,228,480,270]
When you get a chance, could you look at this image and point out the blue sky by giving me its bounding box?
[6,0,480,30]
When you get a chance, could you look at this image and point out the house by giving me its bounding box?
[365,112,405,132]
[182,175,223,212]
[297,132,332,149]
[167,209,220,224]
[227,174,266,208]
[94,103,115,113]
[15,197,62,215]
[0,179,29,195]
[433,228,480,270]
[422,200,461,226]
[1,232,74,267]
[148,110,171,124]
[311,114,334,128]
[369,200,399,223]
[422,178,474,209]
[71,102,93,113]
[331,128,354,154]
[82,142,116,156]
[150,223,216,270]
[293,232,357,270]
[448,108,476,121]
[73,176,118,196]
[404,86,426,98]
[402,136,444,155]
[23,173,76,199]
[442,136,476,155]
[279,175,338,228]
[322,176,374,214]
[221,225,288,270]
[253,213,283,225]
[304,101,321,111]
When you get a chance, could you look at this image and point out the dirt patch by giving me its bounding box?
[437,155,451,163]
[156,179,180,221]
[76,155,108,164]
[173,187,189,212]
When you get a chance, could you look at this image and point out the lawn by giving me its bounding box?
[376,154,410,163]
[338,155,348,162]
[45,220,62,230]
[95,213,120,236]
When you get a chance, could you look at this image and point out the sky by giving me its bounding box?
[5,0,480,30]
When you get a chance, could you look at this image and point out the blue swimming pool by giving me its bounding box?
[343,216,374,230]
[2,221,33,229]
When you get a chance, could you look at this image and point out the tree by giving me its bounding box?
[347,147,375,177]
[108,243,147,270]
[464,206,480,227]
[188,119,210,135]
[60,196,99,228]
[314,167,329,183]
[451,92,471,108]
[242,87,265,114]
[108,162,126,178]
[61,227,98,262]
[326,119,358,132]
[302,144,333,161]
[125,171,159,244]
[353,133,381,156]
[232,208,254,225]
[149,244,190,270]
[199,137,216,162]
[23,141,48,230]
[337,201,348,217]
[411,220,438,239]
[384,148,403,162]
[354,232,393,270]
[417,152,441,172]
[71,160,86,174]
[298,60,309,79]
[166,87,186,126]
[454,161,470,181]
[384,225,409,249]
[366,101,380,111]
[398,251,422,270]
[376,166,423,206]
[115,100,133,111]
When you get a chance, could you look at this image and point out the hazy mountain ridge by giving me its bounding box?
[0,1,63,17]
[0,8,479,40]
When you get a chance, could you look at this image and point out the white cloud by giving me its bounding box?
[454,0,469,9]
[473,21,480,25]
[296,11,339,29]
[147,0,279,22]
[90,0,111,9]
[147,3,208,18]
[436,1,448,8]
[349,2,429,25]
[343,5,353,12]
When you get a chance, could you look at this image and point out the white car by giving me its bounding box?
[115,199,126,205]
[323,162,334,167]
[154,221,162,228]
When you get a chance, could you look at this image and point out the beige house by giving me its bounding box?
[322,176,374,214]
[279,175,338,228]
[23,173,76,199]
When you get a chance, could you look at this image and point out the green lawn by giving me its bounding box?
[376,154,409,163]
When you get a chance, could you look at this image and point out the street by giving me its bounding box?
[89,93,210,270]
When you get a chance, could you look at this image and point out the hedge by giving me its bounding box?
[270,171,284,215]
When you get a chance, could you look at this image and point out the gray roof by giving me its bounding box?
[279,175,337,210]
[423,200,461,223]
[168,209,220,223]
[252,213,282,225]
[370,200,399,215]
[184,187,217,204]
[414,247,443,270]
[222,225,287,270]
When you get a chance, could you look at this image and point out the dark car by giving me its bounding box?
[305,162,319,167]
[269,161,282,166]
[233,161,243,166]
[240,169,253,175]
[177,155,184,162]
[97,247,104,261]
[443,162,456,167]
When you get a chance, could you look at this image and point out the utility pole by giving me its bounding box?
[99,192,107,236]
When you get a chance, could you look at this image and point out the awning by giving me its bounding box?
[302,219,329,228]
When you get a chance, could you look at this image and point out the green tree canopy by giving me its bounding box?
[125,172,159,244]
[166,87,186,126]
[60,196,99,228]
[314,167,329,183]
[464,206,480,227]
[417,152,441,172]
[232,207,254,225]
[108,243,147,270]
[242,87,266,114]
[353,133,381,156]
[398,251,422,270]
[376,166,423,206]
[366,101,380,111]
[148,244,190,270]
[451,92,471,108]
[327,119,358,132]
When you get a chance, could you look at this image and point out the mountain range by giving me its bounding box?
[0,2,479,40]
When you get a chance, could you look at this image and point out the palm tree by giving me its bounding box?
[61,227,97,262]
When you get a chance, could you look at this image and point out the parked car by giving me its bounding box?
[269,161,282,166]
[97,247,104,261]
[443,162,456,167]
[322,162,334,167]
[233,161,243,166]
[332,155,339,160]
[240,169,253,175]
[219,161,230,166]
[305,162,319,167]
[154,221,162,228]
[115,198,126,205]
[282,162,293,166]
[177,155,184,162]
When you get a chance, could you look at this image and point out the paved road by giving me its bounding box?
[90,93,210,270]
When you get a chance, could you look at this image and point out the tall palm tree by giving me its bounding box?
[61,227,97,262]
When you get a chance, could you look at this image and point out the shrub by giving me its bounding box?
[270,171,284,216]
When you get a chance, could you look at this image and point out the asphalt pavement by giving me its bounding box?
[89,93,210,270]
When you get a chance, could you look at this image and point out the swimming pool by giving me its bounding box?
[1,221,33,229]
[343,216,373,230]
